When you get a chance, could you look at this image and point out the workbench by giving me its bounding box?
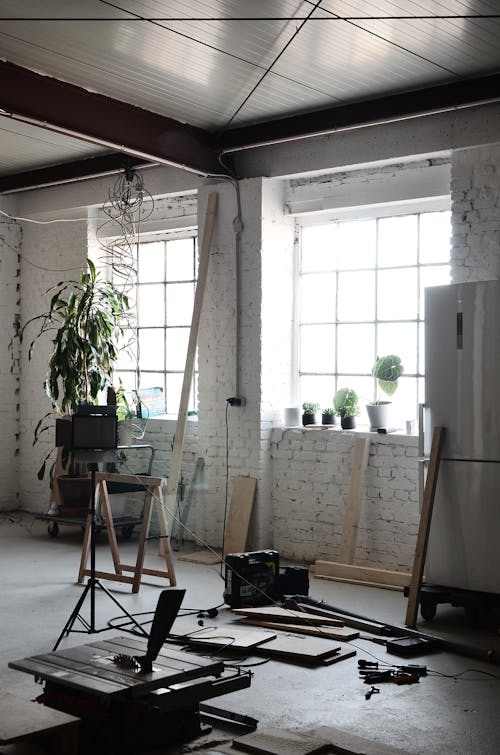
[10,635,252,754]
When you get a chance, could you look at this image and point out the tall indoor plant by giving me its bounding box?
[20,259,132,506]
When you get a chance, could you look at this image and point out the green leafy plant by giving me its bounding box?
[322,407,335,416]
[302,402,320,414]
[371,354,404,402]
[18,259,132,478]
[333,388,360,418]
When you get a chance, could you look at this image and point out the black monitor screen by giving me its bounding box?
[71,414,118,450]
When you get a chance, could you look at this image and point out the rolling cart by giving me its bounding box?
[37,444,155,539]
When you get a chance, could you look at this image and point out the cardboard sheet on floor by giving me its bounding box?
[237,617,359,641]
[232,606,344,627]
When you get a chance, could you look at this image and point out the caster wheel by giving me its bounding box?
[420,600,436,621]
[48,521,59,538]
[121,525,135,540]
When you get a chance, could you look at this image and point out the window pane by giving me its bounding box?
[166,327,189,371]
[301,225,337,272]
[300,324,335,373]
[337,324,375,374]
[300,273,336,322]
[300,375,335,410]
[378,268,417,320]
[377,322,417,375]
[138,284,164,326]
[139,328,164,370]
[390,376,419,428]
[116,329,137,371]
[138,241,164,282]
[166,238,195,280]
[419,211,451,263]
[337,219,376,270]
[166,373,195,414]
[378,215,417,267]
[419,322,425,374]
[420,264,451,318]
[166,282,195,326]
[338,271,375,321]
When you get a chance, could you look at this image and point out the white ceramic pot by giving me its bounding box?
[366,402,391,431]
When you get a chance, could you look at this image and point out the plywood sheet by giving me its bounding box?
[254,633,341,662]
[231,726,331,754]
[185,625,276,649]
[0,692,79,743]
[224,476,257,556]
[178,550,222,564]
[237,618,359,641]
[232,606,344,627]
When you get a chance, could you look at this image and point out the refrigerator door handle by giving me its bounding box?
[456,311,463,349]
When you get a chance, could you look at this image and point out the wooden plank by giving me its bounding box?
[405,426,445,628]
[314,561,411,589]
[223,475,257,556]
[313,574,404,592]
[339,436,370,564]
[237,618,360,641]
[232,606,344,627]
[162,192,217,547]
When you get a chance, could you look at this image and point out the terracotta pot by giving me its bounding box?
[56,475,91,517]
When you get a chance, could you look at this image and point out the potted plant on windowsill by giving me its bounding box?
[334,388,360,429]
[302,402,321,426]
[321,407,336,426]
[19,259,132,514]
[366,354,404,430]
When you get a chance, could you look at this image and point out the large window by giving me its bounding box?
[298,209,451,425]
[114,233,198,415]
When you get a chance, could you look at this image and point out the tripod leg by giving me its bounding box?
[95,579,149,637]
[53,581,93,651]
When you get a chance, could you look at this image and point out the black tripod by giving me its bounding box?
[53,461,148,650]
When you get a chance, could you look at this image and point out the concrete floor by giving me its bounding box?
[1,512,500,754]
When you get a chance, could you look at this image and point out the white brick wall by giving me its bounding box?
[451,143,500,282]
[0,217,21,510]
[270,428,419,570]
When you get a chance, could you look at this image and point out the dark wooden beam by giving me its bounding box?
[0,153,150,193]
[0,60,222,176]
[220,73,500,150]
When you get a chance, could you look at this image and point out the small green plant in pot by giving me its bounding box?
[321,407,336,426]
[333,388,359,429]
[302,402,321,426]
[366,354,404,430]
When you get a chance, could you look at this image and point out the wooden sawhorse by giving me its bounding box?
[78,473,176,593]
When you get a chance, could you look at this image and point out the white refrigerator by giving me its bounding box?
[424,280,500,594]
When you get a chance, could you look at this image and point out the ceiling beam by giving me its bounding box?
[0,154,152,193]
[0,60,223,177]
[220,73,500,150]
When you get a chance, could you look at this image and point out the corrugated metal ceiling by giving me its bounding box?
[0,0,499,186]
